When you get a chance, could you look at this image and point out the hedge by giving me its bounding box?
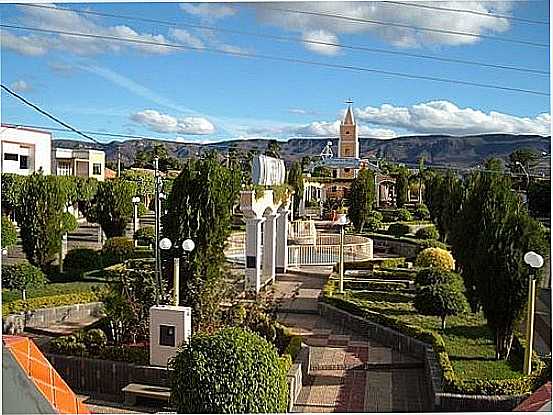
[2,290,105,315]
[365,232,449,250]
[321,279,544,396]
[343,280,410,291]
[338,257,407,271]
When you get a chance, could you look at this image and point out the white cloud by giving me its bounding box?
[255,1,512,53]
[303,30,340,55]
[131,110,216,135]
[168,28,205,49]
[1,4,174,56]
[10,80,31,93]
[355,101,551,136]
[180,3,237,20]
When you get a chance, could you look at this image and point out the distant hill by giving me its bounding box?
[53,133,550,169]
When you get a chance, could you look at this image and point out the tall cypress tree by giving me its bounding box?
[287,161,304,217]
[347,169,375,232]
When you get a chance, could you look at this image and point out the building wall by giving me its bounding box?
[88,150,105,181]
[1,127,52,175]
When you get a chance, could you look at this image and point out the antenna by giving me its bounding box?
[345,98,353,105]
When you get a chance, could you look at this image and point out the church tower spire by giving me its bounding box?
[338,100,359,178]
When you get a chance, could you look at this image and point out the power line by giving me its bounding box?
[263,6,549,48]
[382,1,549,26]
[1,24,548,97]
[14,3,548,76]
[0,84,103,145]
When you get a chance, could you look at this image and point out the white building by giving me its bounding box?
[52,148,106,181]
[0,125,52,175]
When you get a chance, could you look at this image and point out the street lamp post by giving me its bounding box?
[523,251,544,375]
[132,196,140,247]
[336,215,349,294]
[159,237,195,306]
[153,156,161,305]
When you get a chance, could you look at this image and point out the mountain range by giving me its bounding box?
[53,133,550,169]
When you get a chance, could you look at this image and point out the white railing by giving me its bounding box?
[224,231,373,267]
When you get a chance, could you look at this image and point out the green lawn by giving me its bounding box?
[2,282,107,304]
[340,289,524,381]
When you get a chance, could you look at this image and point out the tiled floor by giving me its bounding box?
[271,269,431,413]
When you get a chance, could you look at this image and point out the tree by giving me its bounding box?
[85,179,137,238]
[162,154,241,328]
[395,168,409,208]
[312,165,332,178]
[287,161,304,217]
[2,262,47,301]
[1,215,17,249]
[413,268,468,330]
[347,169,375,232]
[484,157,504,172]
[265,140,281,159]
[508,148,540,173]
[133,143,181,172]
[17,172,66,269]
[449,171,548,359]
[1,173,25,220]
[527,180,551,218]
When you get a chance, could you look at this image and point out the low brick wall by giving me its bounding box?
[3,302,104,335]
[47,354,169,399]
[319,301,530,412]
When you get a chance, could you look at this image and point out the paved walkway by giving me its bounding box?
[268,267,431,413]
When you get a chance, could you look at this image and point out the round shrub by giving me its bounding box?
[134,226,155,246]
[414,203,430,220]
[63,248,102,274]
[102,237,134,265]
[387,222,411,237]
[169,327,288,414]
[415,226,439,240]
[1,214,17,249]
[397,208,412,222]
[61,212,78,233]
[2,262,47,293]
[415,247,455,270]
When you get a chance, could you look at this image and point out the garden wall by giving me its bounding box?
[46,354,168,400]
[370,235,421,258]
[319,301,528,412]
[3,302,104,335]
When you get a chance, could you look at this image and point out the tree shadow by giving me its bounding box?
[442,324,494,341]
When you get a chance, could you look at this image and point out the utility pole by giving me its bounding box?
[154,156,161,305]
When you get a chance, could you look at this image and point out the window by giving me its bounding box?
[346,131,350,135]
[57,161,72,176]
[92,163,102,175]
[19,155,29,169]
[4,153,18,161]
[344,168,351,173]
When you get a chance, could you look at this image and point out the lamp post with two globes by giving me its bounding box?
[336,214,350,294]
[523,250,544,375]
[159,237,195,306]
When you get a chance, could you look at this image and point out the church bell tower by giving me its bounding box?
[338,100,359,178]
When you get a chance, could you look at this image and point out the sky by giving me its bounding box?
[0,1,550,144]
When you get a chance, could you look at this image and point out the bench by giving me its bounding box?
[122,383,171,406]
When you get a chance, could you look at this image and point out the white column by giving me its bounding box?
[245,218,264,293]
[276,210,289,274]
[263,214,277,283]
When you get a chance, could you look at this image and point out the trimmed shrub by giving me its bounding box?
[137,202,147,217]
[387,223,411,237]
[415,226,439,240]
[414,203,430,220]
[397,208,412,221]
[1,214,17,249]
[2,290,104,315]
[102,237,134,265]
[169,327,288,414]
[134,226,155,246]
[63,248,102,275]
[415,267,454,286]
[50,335,87,356]
[2,262,47,298]
[417,238,448,250]
[415,247,455,270]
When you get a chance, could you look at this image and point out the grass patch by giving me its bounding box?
[2,282,107,304]
[340,289,523,382]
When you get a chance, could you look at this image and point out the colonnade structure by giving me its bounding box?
[239,189,292,294]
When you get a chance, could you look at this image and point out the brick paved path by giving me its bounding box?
[270,267,431,413]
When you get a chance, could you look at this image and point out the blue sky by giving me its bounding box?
[0,1,550,143]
